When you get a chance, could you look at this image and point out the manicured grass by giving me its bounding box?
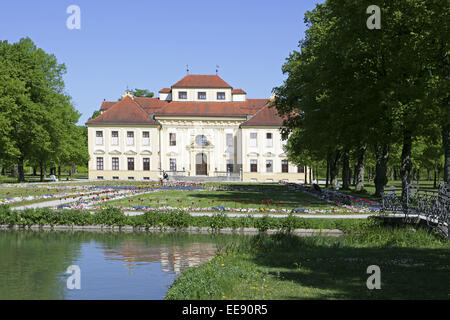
[97,184,348,212]
[165,225,450,300]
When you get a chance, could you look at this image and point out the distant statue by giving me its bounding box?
[49,175,58,182]
[312,183,321,193]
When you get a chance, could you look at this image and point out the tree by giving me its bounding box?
[0,37,88,182]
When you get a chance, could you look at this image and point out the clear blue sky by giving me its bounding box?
[0,0,322,125]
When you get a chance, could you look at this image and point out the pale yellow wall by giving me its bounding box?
[87,124,160,180]
[240,127,311,183]
[171,88,232,102]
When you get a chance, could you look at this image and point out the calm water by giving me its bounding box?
[0,230,248,300]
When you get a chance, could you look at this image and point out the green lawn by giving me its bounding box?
[166,225,450,300]
[96,183,365,213]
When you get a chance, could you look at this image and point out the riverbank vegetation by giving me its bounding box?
[0,205,368,232]
[166,225,450,300]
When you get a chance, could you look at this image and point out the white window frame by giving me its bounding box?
[249,132,257,147]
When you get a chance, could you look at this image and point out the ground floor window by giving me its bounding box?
[170,158,177,171]
[127,158,134,171]
[297,165,304,173]
[96,157,103,170]
[112,157,119,171]
[143,158,150,171]
[250,159,257,173]
[266,160,273,173]
[282,160,289,173]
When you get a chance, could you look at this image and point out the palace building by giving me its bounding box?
[86,74,311,182]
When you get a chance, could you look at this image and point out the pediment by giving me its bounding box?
[278,153,287,157]
[124,150,138,155]
[140,150,152,155]
[263,152,276,157]
[108,150,121,155]
[247,152,259,157]
[93,149,105,155]
[166,151,178,156]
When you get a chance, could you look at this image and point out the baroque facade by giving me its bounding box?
[86,74,311,182]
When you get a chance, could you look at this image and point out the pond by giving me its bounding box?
[0,230,248,300]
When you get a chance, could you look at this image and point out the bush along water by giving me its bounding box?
[0,205,375,232]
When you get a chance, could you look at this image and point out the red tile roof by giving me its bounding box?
[239,99,269,115]
[155,101,247,117]
[159,88,171,93]
[86,96,159,125]
[240,104,284,127]
[100,101,117,111]
[232,89,246,94]
[134,97,169,114]
[172,74,232,88]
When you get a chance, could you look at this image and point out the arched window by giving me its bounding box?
[195,135,208,146]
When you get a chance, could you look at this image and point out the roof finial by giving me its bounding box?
[216,65,219,75]
[186,64,189,74]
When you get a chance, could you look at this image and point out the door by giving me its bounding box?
[196,153,207,176]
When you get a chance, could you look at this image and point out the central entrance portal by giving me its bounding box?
[196,153,208,176]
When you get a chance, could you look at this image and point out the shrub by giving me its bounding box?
[209,213,230,230]
[94,207,128,226]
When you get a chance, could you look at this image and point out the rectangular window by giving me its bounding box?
[143,158,150,171]
[282,160,289,173]
[226,133,233,147]
[127,157,134,171]
[96,131,103,145]
[127,131,134,145]
[297,166,304,173]
[217,92,225,100]
[96,157,104,170]
[226,160,233,173]
[266,160,273,173]
[112,176,119,180]
[250,159,257,173]
[198,92,206,100]
[143,177,150,180]
[170,158,177,172]
[249,132,257,147]
[266,132,273,147]
[142,131,150,146]
[169,133,176,146]
[111,131,119,146]
[112,157,119,171]
[178,91,187,99]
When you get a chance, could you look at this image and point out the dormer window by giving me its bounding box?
[178,91,187,99]
[198,92,206,100]
[217,92,225,100]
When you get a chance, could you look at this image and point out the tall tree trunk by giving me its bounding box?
[400,131,413,206]
[33,166,37,176]
[58,166,61,179]
[374,143,389,197]
[40,162,44,182]
[330,150,342,188]
[434,166,437,188]
[341,150,350,190]
[427,168,431,181]
[17,158,25,182]
[443,124,450,184]
[326,152,331,188]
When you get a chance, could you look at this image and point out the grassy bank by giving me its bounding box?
[165,225,450,300]
[0,205,368,232]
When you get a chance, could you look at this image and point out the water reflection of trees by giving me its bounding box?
[0,231,84,300]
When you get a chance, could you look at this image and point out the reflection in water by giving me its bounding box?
[103,239,217,275]
[0,231,247,299]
